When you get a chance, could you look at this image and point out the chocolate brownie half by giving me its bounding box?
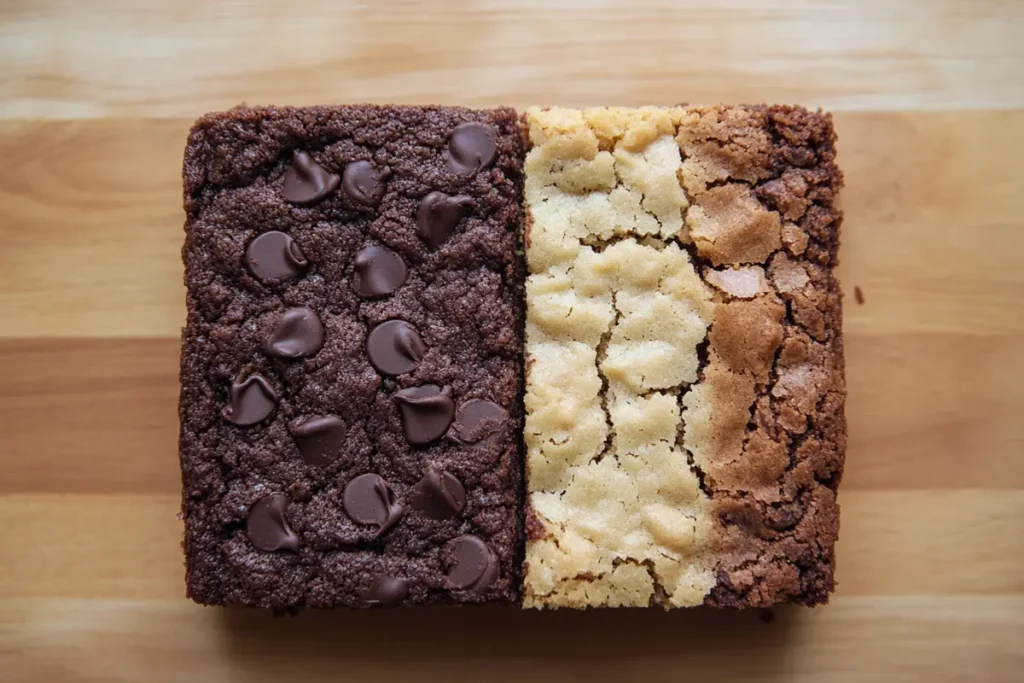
[520,106,845,608]
[179,105,524,609]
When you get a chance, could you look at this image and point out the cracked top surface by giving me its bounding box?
[522,105,845,608]
[522,107,717,608]
[179,105,524,609]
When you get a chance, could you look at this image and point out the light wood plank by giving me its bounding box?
[0,118,186,338]
[2,336,1022,494]
[0,492,1020,599]
[2,111,1023,338]
[0,495,183,600]
[842,333,1024,490]
[834,109,1024,336]
[0,339,179,495]
[1,0,1022,118]
[837,492,1024,596]
[1,597,1021,683]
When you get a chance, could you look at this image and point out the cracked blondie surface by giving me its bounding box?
[522,106,845,608]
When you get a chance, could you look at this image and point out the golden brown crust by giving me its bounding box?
[686,105,845,607]
[688,184,782,266]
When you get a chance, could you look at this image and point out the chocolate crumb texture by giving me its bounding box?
[179,105,525,609]
[520,106,845,608]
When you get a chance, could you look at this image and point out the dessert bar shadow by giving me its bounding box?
[217,604,800,662]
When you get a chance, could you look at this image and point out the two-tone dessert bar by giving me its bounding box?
[178,104,845,610]
[521,106,845,607]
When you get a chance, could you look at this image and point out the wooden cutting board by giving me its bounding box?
[1,1,1022,681]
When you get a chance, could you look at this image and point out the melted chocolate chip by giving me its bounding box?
[282,150,340,206]
[289,415,346,467]
[221,372,278,426]
[353,245,407,298]
[447,399,507,445]
[416,191,472,249]
[393,385,455,446]
[446,535,498,592]
[246,231,308,282]
[343,473,404,537]
[246,493,299,552]
[366,320,425,376]
[410,466,466,519]
[447,122,497,175]
[342,161,391,207]
[264,307,324,359]
[363,576,409,606]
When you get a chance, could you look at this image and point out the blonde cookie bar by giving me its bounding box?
[522,105,845,608]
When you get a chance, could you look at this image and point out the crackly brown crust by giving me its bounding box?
[521,105,845,609]
[683,105,845,607]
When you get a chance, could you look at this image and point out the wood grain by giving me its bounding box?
[3,597,1022,683]
[1,0,1023,117]
[0,119,186,338]
[0,339,179,495]
[1,0,1022,681]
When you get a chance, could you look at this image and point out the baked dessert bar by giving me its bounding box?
[179,105,524,608]
[521,106,845,608]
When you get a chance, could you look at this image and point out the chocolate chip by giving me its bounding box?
[222,372,277,426]
[289,415,345,467]
[264,307,324,359]
[353,245,407,298]
[246,493,299,552]
[447,122,496,176]
[246,231,308,282]
[410,466,466,519]
[393,385,455,446]
[446,535,498,592]
[416,191,472,249]
[282,150,340,206]
[366,320,425,376]
[363,575,409,606]
[342,161,391,207]
[447,399,507,445]
[343,473,404,537]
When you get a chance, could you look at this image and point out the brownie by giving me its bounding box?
[178,105,525,609]
[519,106,845,608]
